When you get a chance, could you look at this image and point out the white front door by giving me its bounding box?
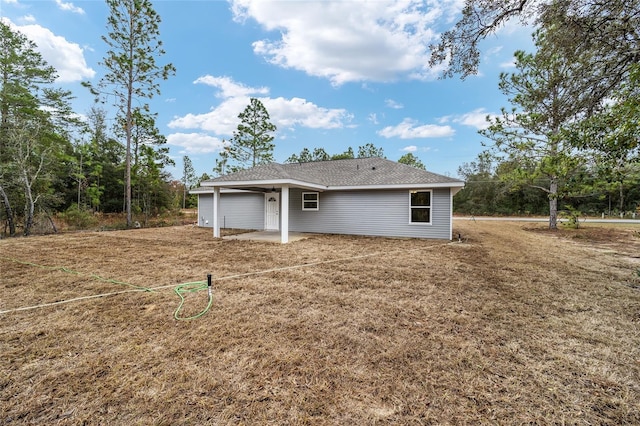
[265,192,280,230]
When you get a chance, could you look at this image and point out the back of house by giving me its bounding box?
[191,158,464,242]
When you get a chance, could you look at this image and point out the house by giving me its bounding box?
[192,157,465,243]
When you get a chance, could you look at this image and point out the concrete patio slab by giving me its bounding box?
[222,231,310,243]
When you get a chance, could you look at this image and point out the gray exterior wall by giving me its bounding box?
[197,187,453,239]
[197,192,264,230]
[287,188,452,239]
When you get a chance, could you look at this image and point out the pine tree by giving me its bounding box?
[226,98,276,171]
[182,156,196,208]
[357,143,385,159]
[481,29,589,229]
[398,153,426,170]
[285,147,330,163]
[85,0,175,227]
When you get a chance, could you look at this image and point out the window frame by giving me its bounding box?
[302,191,319,211]
[409,190,432,225]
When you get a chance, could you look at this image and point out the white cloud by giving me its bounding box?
[231,0,462,85]
[385,99,404,109]
[194,75,269,99]
[378,118,454,139]
[2,18,95,83]
[169,75,353,137]
[55,0,85,15]
[440,108,497,130]
[368,113,379,125]
[402,145,433,154]
[168,97,245,135]
[267,97,353,129]
[166,133,227,155]
[500,60,516,69]
[484,46,503,58]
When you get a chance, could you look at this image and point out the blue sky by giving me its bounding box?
[0,0,534,180]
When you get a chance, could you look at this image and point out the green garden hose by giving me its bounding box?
[0,256,152,292]
[2,256,214,320]
[173,277,213,320]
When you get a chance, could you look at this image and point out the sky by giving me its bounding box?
[0,0,535,180]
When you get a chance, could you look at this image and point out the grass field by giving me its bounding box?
[1,221,639,424]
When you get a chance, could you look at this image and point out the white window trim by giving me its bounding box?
[409,190,432,225]
[302,192,319,211]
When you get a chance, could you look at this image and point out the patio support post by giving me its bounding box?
[213,186,220,238]
[449,188,453,241]
[280,185,289,243]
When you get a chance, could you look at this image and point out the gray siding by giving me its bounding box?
[197,188,453,239]
[197,192,264,230]
[197,194,213,227]
[288,188,452,239]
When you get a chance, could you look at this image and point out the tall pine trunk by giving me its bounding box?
[23,179,35,236]
[124,9,134,229]
[125,114,132,227]
[90,0,174,228]
[0,183,15,236]
[548,177,558,230]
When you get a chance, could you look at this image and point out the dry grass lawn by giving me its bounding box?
[1,220,639,424]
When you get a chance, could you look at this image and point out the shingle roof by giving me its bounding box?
[202,158,463,188]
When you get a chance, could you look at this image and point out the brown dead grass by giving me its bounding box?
[1,221,639,424]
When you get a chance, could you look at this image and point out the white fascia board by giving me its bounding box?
[201,179,327,191]
[198,180,464,192]
[326,182,465,191]
[189,188,260,195]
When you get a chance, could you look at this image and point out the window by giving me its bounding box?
[410,190,431,224]
[302,192,319,211]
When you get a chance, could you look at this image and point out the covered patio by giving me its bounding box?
[207,178,325,244]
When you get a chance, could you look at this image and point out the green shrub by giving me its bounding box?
[59,205,99,229]
[561,205,582,229]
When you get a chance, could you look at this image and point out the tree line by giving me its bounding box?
[284,144,425,170]
[454,152,640,218]
[0,1,180,237]
[446,0,640,228]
